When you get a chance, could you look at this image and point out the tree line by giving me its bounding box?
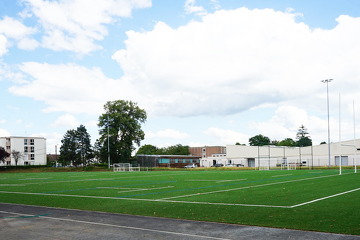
[245,125,313,147]
[1,105,314,167]
[136,125,313,156]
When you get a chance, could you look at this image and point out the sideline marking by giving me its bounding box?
[0,210,231,240]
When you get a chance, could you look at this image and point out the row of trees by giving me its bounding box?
[136,144,190,155]
[58,100,147,166]
[56,99,313,166]
[245,125,312,147]
[135,126,313,156]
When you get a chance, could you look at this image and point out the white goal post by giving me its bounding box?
[113,163,141,172]
[281,162,297,170]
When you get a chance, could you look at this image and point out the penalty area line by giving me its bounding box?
[290,187,360,208]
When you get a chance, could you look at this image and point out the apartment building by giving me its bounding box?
[0,136,47,166]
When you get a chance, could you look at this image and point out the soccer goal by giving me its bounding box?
[258,160,270,170]
[113,163,140,172]
[283,162,297,170]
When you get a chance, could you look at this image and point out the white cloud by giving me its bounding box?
[0,16,38,50]
[9,62,131,115]
[112,7,360,117]
[204,127,249,145]
[184,0,207,16]
[248,105,352,144]
[146,129,190,139]
[0,129,10,137]
[34,132,63,153]
[51,114,79,128]
[23,0,151,54]
[0,34,8,56]
[8,7,360,146]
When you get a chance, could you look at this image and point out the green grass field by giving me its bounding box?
[0,169,359,235]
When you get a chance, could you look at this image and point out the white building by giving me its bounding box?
[225,139,360,169]
[0,136,47,166]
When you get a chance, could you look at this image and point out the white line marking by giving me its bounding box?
[154,200,289,208]
[0,210,231,240]
[97,186,174,191]
[115,186,174,193]
[160,173,346,200]
[290,187,360,208]
[0,173,356,209]
[0,190,288,208]
[0,184,26,186]
[216,179,247,183]
[85,178,115,181]
[186,180,219,182]
[19,178,51,180]
[271,174,292,178]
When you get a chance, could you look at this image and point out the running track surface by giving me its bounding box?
[0,203,359,240]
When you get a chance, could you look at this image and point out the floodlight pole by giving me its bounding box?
[107,115,110,169]
[322,79,333,167]
[55,144,58,168]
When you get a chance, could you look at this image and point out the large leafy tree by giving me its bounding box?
[59,125,93,166]
[98,100,147,164]
[0,147,10,163]
[249,134,271,146]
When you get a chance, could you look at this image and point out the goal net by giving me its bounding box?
[113,163,140,172]
[258,159,270,171]
[281,162,297,170]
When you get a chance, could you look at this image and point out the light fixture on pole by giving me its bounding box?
[321,79,333,167]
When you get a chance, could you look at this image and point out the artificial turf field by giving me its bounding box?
[0,169,359,235]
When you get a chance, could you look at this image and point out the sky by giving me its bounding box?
[1,0,360,154]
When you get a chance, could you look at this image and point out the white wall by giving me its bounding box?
[226,139,360,168]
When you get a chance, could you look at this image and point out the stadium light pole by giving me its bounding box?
[107,115,110,169]
[322,79,333,167]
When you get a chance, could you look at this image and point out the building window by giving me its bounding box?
[24,146,28,153]
[6,161,11,165]
[30,154,35,160]
[24,139,28,145]
[31,147,34,153]
[6,146,10,150]
[30,139,34,145]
